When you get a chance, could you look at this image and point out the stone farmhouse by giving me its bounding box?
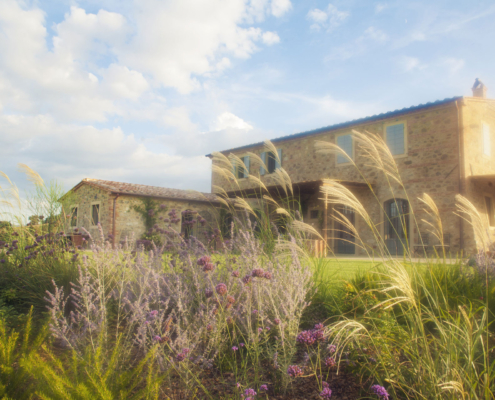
[208,80,495,256]
[64,179,221,247]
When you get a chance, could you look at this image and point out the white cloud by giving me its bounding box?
[271,0,292,17]
[398,56,427,72]
[262,31,281,45]
[163,107,197,133]
[307,4,349,31]
[211,112,253,131]
[441,57,465,75]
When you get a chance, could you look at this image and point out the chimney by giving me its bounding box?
[472,78,487,98]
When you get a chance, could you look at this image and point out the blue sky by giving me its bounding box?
[1,0,494,199]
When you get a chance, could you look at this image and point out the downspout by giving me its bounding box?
[456,99,464,252]
[112,194,120,248]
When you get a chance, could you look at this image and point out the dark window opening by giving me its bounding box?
[335,205,355,254]
[384,199,410,256]
[92,204,100,225]
[485,197,494,226]
[181,210,194,239]
[267,152,277,173]
[70,207,78,227]
[310,210,319,219]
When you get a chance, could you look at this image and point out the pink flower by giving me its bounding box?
[215,283,228,295]
[232,346,238,351]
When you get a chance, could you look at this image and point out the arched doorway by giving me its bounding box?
[384,199,410,256]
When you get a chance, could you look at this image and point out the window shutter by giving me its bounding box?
[483,124,491,156]
[243,156,250,178]
[260,152,266,175]
[275,148,282,169]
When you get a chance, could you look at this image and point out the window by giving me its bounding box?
[70,206,78,227]
[91,204,100,225]
[483,123,491,157]
[236,156,250,179]
[310,210,319,219]
[385,123,406,156]
[485,196,494,226]
[336,134,353,164]
[260,149,282,175]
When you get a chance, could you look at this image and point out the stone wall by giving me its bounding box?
[67,183,112,238]
[212,101,465,255]
[114,195,220,245]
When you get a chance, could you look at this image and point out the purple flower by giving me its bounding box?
[252,309,258,315]
[327,344,337,354]
[320,387,332,399]
[287,365,303,378]
[205,288,213,298]
[371,385,389,399]
[260,384,268,391]
[232,270,240,277]
[149,310,159,317]
[232,346,238,351]
[244,388,257,397]
[176,353,186,362]
[251,268,265,278]
[227,295,235,304]
[325,357,336,368]
[197,255,211,266]
[266,327,270,331]
[274,318,281,325]
[215,283,227,295]
[239,342,245,347]
[153,335,161,341]
[0,259,5,263]
[242,274,252,285]
[297,330,316,345]
[203,262,215,272]
[263,271,272,280]
[258,327,263,333]
[369,357,377,363]
[236,382,241,389]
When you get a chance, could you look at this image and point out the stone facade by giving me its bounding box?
[66,180,220,246]
[211,95,495,256]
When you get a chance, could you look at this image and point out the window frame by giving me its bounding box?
[90,202,101,226]
[70,205,79,228]
[260,148,282,175]
[335,132,355,166]
[384,121,408,158]
[236,155,250,179]
[482,122,491,158]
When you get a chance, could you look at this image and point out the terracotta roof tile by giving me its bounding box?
[78,179,220,203]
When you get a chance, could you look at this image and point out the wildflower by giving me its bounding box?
[260,384,268,391]
[182,348,190,354]
[236,382,241,389]
[296,330,316,345]
[327,344,337,354]
[232,346,238,351]
[176,353,186,362]
[274,318,281,325]
[258,327,263,333]
[206,324,213,331]
[153,335,161,341]
[266,326,270,331]
[287,365,303,378]
[322,381,329,388]
[227,295,235,303]
[325,357,336,368]
[159,203,167,209]
[0,259,5,263]
[242,274,252,285]
[244,388,257,397]
[239,342,245,347]
[205,288,213,298]
[203,262,215,272]
[197,255,211,266]
[215,283,228,295]
[252,268,265,278]
[232,270,240,277]
[369,357,377,363]
[319,387,332,399]
[263,271,272,280]
[371,385,389,399]
[252,309,258,315]
[226,316,234,324]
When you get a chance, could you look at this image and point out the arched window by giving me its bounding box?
[384,199,409,256]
